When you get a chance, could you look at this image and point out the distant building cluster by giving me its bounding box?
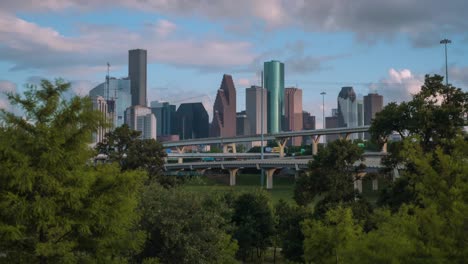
[90,49,383,146]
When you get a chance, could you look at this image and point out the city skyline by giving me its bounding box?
[0,1,468,128]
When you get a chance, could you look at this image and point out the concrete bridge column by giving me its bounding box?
[176,146,186,164]
[354,172,366,193]
[311,135,321,155]
[222,143,237,153]
[266,168,277,189]
[229,168,239,186]
[276,138,289,158]
[380,136,388,153]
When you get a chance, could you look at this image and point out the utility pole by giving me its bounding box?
[440,39,451,86]
[261,70,265,188]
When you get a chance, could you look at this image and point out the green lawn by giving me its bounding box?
[182,173,296,204]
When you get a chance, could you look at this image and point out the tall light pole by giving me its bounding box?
[320,92,326,129]
[440,38,451,86]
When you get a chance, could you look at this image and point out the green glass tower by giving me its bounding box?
[264,60,285,133]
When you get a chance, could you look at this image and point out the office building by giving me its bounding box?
[176,102,209,139]
[150,101,177,137]
[264,60,285,133]
[236,111,250,136]
[129,49,147,106]
[284,87,303,146]
[325,115,339,143]
[364,93,383,139]
[302,111,316,130]
[302,111,316,144]
[91,96,111,144]
[124,105,157,139]
[357,99,364,139]
[246,85,267,136]
[89,77,132,128]
[211,74,237,137]
[337,86,358,139]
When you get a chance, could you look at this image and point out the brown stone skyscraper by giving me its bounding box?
[284,87,303,146]
[211,74,237,137]
[364,93,383,139]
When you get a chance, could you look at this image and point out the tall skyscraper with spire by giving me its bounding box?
[128,49,147,106]
[210,74,237,137]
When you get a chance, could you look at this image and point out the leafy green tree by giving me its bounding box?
[138,183,238,264]
[370,74,467,152]
[0,79,145,263]
[96,124,141,163]
[275,200,311,263]
[302,205,362,264]
[294,139,364,208]
[232,191,275,262]
[371,74,468,210]
[96,125,171,186]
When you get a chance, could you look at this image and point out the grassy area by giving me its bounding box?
[182,173,296,204]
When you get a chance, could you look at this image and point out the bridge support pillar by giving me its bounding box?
[222,143,237,154]
[381,142,388,153]
[276,138,289,158]
[311,135,321,155]
[229,168,239,186]
[266,168,277,189]
[176,147,186,164]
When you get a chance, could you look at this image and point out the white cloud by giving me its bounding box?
[153,19,177,37]
[2,0,467,46]
[0,13,255,75]
[0,80,17,112]
[449,66,468,87]
[370,68,423,104]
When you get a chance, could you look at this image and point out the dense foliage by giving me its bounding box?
[0,80,145,263]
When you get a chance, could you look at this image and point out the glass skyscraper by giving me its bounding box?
[89,77,132,128]
[264,60,284,133]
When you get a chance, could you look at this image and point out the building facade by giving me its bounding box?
[284,87,303,146]
[302,111,316,144]
[124,105,157,139]
[176,102,209,140]
[245,85,267,136]
[150,101,177,137]
[129,49,147,106]
[264,60,284,133]
[211,74,237,137]
[91,96,110,144]
[364,93,383,139]
[325,115,339,143]
[89,77,132,128]
[357,99,364,139]
[337,86,358,139]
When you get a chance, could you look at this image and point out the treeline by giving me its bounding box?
[0,75,467,263]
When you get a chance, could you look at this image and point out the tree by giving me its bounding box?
[294,139,364,208]
[0,79,145,262]
[302,205,362,264]
[370,74,467,152]
[138,183,238,264]
[232,191,275,262]
[275,200,311,263]
[371,74,468,210]
[96,125,170,186]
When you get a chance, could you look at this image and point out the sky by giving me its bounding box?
[1,0,468,128]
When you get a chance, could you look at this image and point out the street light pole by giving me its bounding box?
[320,92,326,129]
[440,38,452,86]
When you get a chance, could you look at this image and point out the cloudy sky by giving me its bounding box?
[1,0,468,128]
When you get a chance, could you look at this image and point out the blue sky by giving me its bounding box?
[1,0,467,128]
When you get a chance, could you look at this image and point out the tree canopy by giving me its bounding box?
[0,79,145,263]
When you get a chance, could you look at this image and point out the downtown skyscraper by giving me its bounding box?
[264,60,285,133]
[211,74,237,137]
[245,85,267,136]
[284,87,303,146]
[364,93,383,139]
[129,49,147,106]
